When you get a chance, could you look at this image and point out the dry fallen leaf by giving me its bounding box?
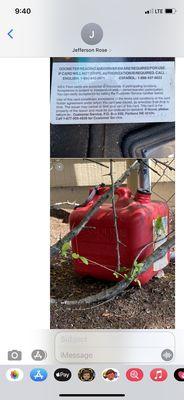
[102,312,113,318]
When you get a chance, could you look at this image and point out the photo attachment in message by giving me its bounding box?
[50,158,175,329]
[50,57,175,158]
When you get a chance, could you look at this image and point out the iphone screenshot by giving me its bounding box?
[0,0,184,399]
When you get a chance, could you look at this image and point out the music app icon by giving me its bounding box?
[150,368,168,382]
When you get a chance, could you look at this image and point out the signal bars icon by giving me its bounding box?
[145,9,154,14]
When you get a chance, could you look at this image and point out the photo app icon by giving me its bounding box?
[6,369,24,382]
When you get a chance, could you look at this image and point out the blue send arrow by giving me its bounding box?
[8,29,14,39]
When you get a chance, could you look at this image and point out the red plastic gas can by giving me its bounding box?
[69,186,170,285]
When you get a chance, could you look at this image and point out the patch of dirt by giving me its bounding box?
[50,214,70,246]
[50,215,175,329]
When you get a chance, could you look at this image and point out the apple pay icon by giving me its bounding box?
[54,368,72,382]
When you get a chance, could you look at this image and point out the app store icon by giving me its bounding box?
[30,368,48,382]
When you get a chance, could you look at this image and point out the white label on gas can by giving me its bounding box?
[153,216,169,272]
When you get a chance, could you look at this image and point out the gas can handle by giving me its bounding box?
[74,184,106,209]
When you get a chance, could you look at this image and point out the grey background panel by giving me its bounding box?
[1,365,184,399]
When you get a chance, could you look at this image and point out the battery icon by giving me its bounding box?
[165,8,177,14]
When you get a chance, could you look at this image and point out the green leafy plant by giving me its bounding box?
[72,253,88,265]
[131,260,144,280]
[119,266,129,273]
[61,242,89,265]
[119,260,143,287]
[61,242,143,285]
[71,252,79,259]
[79,256,89,265]
[61,242,71,257]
